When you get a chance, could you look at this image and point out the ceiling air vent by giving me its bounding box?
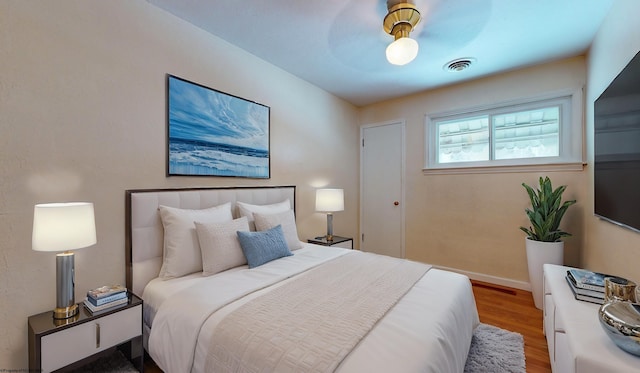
[444,58,476,72]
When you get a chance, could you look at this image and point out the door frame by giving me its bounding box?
[359,119,406,257]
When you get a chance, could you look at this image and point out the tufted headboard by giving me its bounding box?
[125,186,296,297]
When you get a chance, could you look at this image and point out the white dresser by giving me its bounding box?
[543,264,640,372]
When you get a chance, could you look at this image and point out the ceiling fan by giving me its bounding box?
[383,1,422,65]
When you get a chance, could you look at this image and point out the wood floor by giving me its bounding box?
[472,280,552,372]
[144,280,552,372]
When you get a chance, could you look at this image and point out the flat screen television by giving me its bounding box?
[594,50,640,233]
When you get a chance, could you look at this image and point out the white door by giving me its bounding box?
[360,121,405,258]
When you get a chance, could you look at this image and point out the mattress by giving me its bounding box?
[144,244,479,373]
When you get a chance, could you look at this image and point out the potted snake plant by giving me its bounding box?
[520,176,576,309]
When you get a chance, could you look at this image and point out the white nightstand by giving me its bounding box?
[308,236,353,249]
[28,293,143,373]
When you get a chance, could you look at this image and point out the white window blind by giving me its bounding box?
[493,106,559,160]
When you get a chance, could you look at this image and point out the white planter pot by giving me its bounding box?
[526,238,564,310]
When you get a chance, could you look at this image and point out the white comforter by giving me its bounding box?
[145,245,480,373]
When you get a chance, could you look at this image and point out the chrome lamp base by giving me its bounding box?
[54,251,78,319]
[325,213,334,242]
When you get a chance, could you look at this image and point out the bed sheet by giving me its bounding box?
[143,266,245,329]
[142,244,341,329]
[145,244,479,373]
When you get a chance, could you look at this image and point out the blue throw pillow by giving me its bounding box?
[237,225,293,268]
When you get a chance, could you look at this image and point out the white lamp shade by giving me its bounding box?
[32,202,97,252]
[386,37,419,66]
[315,189,344,212]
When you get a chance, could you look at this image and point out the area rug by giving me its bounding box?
[69,350,137,373]
[464,323,526,373]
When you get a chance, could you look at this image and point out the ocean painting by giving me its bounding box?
[167,75,270,178]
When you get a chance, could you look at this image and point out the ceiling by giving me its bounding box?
[147,0,614,107]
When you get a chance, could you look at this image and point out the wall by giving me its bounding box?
[0,1,359,369]
[583,0,640,280]
[359,57,589,288]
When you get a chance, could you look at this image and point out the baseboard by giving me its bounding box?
[434,265,531,291]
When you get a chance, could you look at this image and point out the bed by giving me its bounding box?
[125,186,479,373]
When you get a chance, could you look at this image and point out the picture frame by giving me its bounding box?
[167,75,270,178]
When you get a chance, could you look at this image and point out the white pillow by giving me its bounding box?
[254,210,304,251]
[195,217,250,276]
[236,199,291,230]
[158,203,233,279]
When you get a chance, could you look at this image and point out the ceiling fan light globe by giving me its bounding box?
[386,37,419,66]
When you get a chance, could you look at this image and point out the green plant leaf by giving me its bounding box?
[520,176,575,242]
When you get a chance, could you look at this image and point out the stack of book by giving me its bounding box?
[84,285,128,313]
[565,268,609,304]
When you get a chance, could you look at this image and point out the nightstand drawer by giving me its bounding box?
[41,305,141,372]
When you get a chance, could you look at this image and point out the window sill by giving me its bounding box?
[422,162,585,175]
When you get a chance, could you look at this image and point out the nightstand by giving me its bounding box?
[308,236,353,249]
[28,293,143,373]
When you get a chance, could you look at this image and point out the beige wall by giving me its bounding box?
[359,57,589,287]
[358,0,640,293]
[583,0,640,280]
[0,1,359,368]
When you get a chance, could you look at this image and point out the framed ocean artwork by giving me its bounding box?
[167,75,270,178]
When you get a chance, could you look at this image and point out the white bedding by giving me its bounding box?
[144,244,480,373]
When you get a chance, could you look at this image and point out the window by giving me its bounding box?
[425,91,584,173]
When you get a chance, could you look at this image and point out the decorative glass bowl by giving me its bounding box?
[598,301,640,356]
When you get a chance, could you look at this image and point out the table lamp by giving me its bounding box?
[315,188,344,241]
[32,202,96,319]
